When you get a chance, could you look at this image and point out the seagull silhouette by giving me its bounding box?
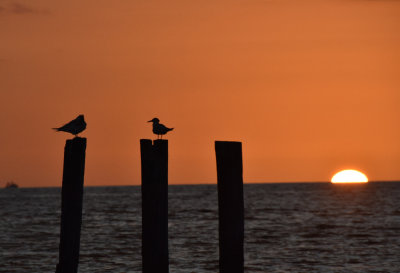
[53,115,86,136]
[148,118,173,139]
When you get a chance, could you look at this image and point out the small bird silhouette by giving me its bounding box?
[148,118,173,139]
[53,115,87,136]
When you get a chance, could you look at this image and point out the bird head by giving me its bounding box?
[77,115,85,120]
[148,118,159,123]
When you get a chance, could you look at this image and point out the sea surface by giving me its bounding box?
[1,182,400,273]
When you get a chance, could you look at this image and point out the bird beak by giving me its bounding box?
[147,119,152,122]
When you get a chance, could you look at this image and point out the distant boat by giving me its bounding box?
[5,181,18,188]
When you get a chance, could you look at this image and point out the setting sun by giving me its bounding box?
[331,170,368,183]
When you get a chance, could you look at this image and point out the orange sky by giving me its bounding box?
[1,0,399,187]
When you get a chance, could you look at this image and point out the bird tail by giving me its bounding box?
[52,128,59,131]
[169,128,174,131]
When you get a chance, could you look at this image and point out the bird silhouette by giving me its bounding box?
[148,118,173,139]
[53,115,86,136]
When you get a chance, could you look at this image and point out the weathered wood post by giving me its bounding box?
[140,139,169,273]
[215,141,244,273]
[56,137,87,273]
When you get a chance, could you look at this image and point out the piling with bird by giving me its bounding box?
[53,115,87,273]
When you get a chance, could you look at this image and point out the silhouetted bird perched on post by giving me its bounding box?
[53,115,86,136]
[148,118,173,139]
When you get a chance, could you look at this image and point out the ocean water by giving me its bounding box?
[1,182,400,273]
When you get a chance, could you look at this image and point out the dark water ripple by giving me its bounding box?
[1,182,400,272]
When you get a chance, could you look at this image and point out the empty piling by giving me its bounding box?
[140,139,169,273]
[215,141,244,273]
[56,137,87,273]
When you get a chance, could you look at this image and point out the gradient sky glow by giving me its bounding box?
[1,0,399,187]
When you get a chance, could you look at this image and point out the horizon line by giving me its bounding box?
[6,180,400,189]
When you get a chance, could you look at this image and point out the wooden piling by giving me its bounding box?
[56,137,87,273]
[140,139,169,273]
[215,141,244,273]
